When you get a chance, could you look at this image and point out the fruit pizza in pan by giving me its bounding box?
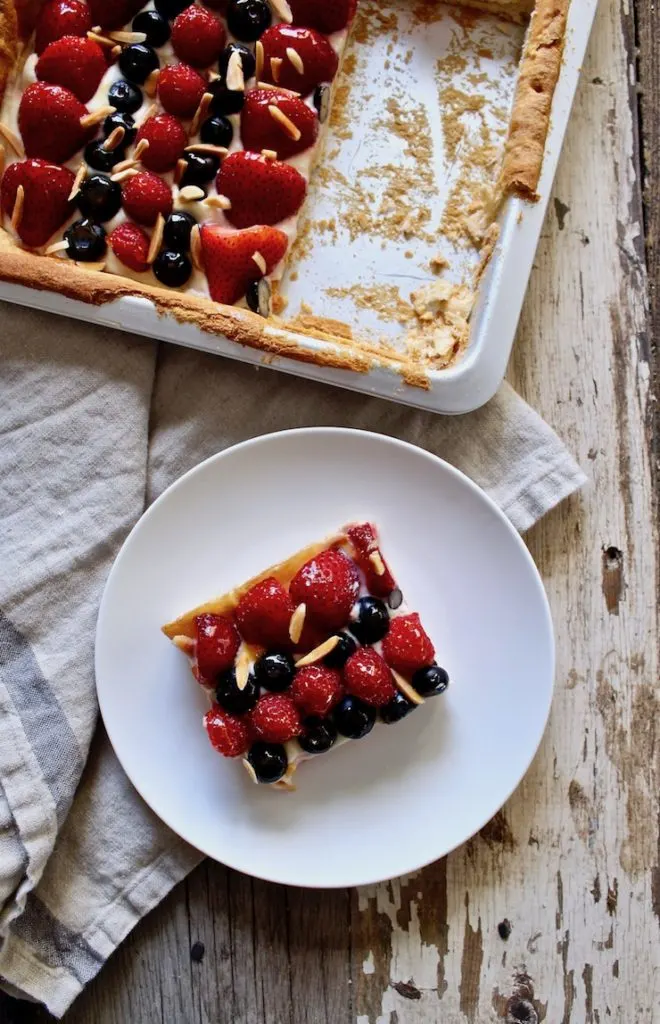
[162,522,449,789]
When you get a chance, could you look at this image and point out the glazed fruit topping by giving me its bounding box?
[208,80,245,117]
[136,113,188,172]
[291,665,343,717]
[227,0,272,43]
[217,149,306,227]
[109,222,151,273]
[172,5,227,68]
[36,35,107,104]
[108,79,143,114]
[200,114,234,149]
[254,651,296,692]
[155,0,191,17]
[163,211,197,250]
[153,250,193,288]
[347,522,397,597]
[180,152,221,188]
[84,139,126,172]
[200,224,288,305]
[76,174,122,222]
[259,25,339,96]
[122,171,173,226]
[247,741,288,783]
[104,111,137,147]
[204,705,250,757]
[235,576,295,648]
[18,83,93,164]
[240,88,319,161]
[219,43,256,85]
[215,666,260,714]
[412,664,450,697]
[250,693,302,744]
[333,695,376,739]
[195,613,242,681]
[64,218,107,262]
[119,43,160,86]
[132,10,171,48]
[289,548,360,630]
[35,0,92,56]
[349,596,390,645]
[380,691,416,724]
[298,716,337,754]
[289,0,357,34]
[87,0,145,31]
[323,631,358,669]
[342,648,397,708]
[381,613,436,676]
[0,158,74,248]
[158,63,207,119]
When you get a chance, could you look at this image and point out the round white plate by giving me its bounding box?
[96,428,554,888]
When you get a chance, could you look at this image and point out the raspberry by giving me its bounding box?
[235,576,295,648]
[136,114,188,173]
[381,613,435,676]
[291,665,343,717]
[172,5,226,68]
[195,613,241,681]
[347,522,397,598]
[250,694,301,744]
[343,649,396,708]
[157,63,207,119]
[204,705,250,757]
[108,222,150,272]
[289,549,360,630]
[121,171,173,226]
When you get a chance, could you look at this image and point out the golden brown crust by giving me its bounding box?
[0,1,18,101]
[451,0,534,21]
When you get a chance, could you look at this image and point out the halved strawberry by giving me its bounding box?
[108,222,150,272]
[289,0,357,33]
[216,151,306,229]
[86,0,145,30]
[347,522,397,598]
[36,35,107,104]
[18,83,94,164]
[240,88,319,161]
[121,171,173,226]
[35,0,93,55]
[289,549,360,630]
[200,224,288,306]
[171,5,226,68]
[235,576,295,648]
[195,613,241,681]
[259,25,339,96]
[136,114,188,173]
[1,159,75,248]
[157,63,207,119]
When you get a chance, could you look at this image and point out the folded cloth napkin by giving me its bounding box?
[0,303,587,1018]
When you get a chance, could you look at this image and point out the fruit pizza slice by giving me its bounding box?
[162,522,449,790]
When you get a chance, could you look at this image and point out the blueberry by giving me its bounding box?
[64,219,106,262]
[348,596,390,645]
[200,115,233,149]
[380,691,415,724]
[218,42,256,83]
[254,651,295,693]
[76,174,122,222]
[227,0,271,42]
[247,742,288,784]
[153,250,193,288]
[154,0,190,18]
[324,631,357,669]
[108,79,143,114]
[132,10,171,47]
[179,151,220,188]
[246,277,271,318]
[208,81,245,117]
[119,44,159,86]
[333,696,376,739]
[163,211,196,251]
[84,140,126,172]
[215,667,259,714]
[104,111,137,147]
[298,716,337,754]
[412,664,449,697]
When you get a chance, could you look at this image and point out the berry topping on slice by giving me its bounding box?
[104,111,137,147]
[227,0,272,43]
[289,549,360,630]
[163,211,196,249]
[254,651,296,692]
[204,705,250,757]
[172,5,227,68]
[179,151,220,188]
[200,224,288,305]
[348,596,390,645]
[109,222,151,273]
[219,42,256,84]
[87,0,145,30]
[157,63,207,119]
[381,613,436,676]
[35,0,92,56]
[298,716,337,754]
[332,695,376,739]
[412,664,449,697]
[247,741,288,784]
[132,10,171,48]
[240,88,319,161]
[84,139,127,173]
[77,173,122,222]
[215,667,260,714]
[18,83,93,164]
[250,693,302,744]
[342,649,397,708]
[380,691,416,725]
[136,113,188,172]
[235,576,295,648]
[195,613,241,681]
[155,0,191,17]
[346,522,397,597]
[289,0,357,33]
[122,171,173,226]
[108,79,143,114]
[217,151,306,229]
[119,43,160,86]
[153,250,193,288]
[201,114,233,148]
[259,25,339,96]
[291,665,343,717]
[323,631,357,670]
[36,35,107,104]
[0,159,74,248]
[64,218,107,262]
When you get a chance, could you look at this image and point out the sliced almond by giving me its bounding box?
[144,68,160,97]
[44,239,70,256]
[226,48,245,92]
[285,47,304,75]
[80,105,116,129]
[255,40,265,82]
[172,635,195,655]
[179,185,205,202]
[147,212,165,265]
[190,92,213,136]
[243,758,259,784]
[0,122,25,157]
[111,167,139,183]
[256,81,300,97]
[270,56,283,83]
[261,148,278,161]
[10,184,24,232]
[143,103,158,122]
[251,249,267,275]
[267,0,293,23]
[268,104,301,141]
[369,550,386,576]
[108,29,147,44]
[111,44,122,60]
[68,161,87,201]
[133,137,150,161]
[294,635,341,668]
[289,603,306,645]
[391,669,425,706]
[191,224,203,270]
[185,143,228,157]
[174,158,187,185]
[205,194,232,210]
[87,30,115,48]
[102,125,125,152]
[235,644,252,691]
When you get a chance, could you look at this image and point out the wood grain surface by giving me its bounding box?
[1,0,658,1021]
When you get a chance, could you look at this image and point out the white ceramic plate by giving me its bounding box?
[96,428,554,887]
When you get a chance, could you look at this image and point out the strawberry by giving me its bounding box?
[0,158,74,248]
[250,694,302,744]
[217,151,306,229]
[157,63,207,119]
[172,5,226,68]
[204,705,250,757]
[381,613,435,676]
[290,549,360,630]
[347,522,397,598]
[86,0,145,30]
[289,0,357,33]
[240,88,319,161]
[36,36,107,104]
[121,171,173,226]
[200,224,288,305]
[136,114,188,173]
[235,576,295,648]
[35,0,93,55]
[18,83,94,164]
[343,649,397,708]
[259,25,339,96]
[291,665,343,717]
[195,613,241,681]
[108,222,150,272]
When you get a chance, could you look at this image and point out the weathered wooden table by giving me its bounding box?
[3,0,658,1020]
